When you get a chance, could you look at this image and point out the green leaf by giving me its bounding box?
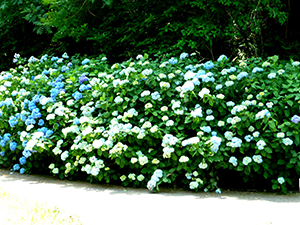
[272,183,278,190]
[277,159,285,165]
[236,165,243,171]
[286,100,293,107]
[268,120,277,131]
[264,147,272,154]
[263,171,268,179]
[289,158,297,164]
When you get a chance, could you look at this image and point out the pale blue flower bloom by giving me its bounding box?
[229,67,237,73]
[168,57,178,65]
[229,156,238,166]
[151,91,161,100]
[72,91,83,100]
[282,138,293,146]
[221,69,228,75]
[185,65,194,71]
[217,54,228,62]
[189,181,199,189]
[226,101,235,107]
[268,73,276,79]
[236,72,248,80]
[252,155,263,164]
[253,131,260,138]
[231,137,242,148]
[192,77,200,85]
[225,81,234,87]
[255,109,271,119]
[242,156,252,166]
[224,131,233,140]
[142,69,153,76]
[82,58,90,65]
[28,56,38,63]
[244,135,253,142]
[203,61,214,70]
[291,115,300,124]
[209,136,222,152]
[147,180,156,191]
[215,84,223,90]
[215,188,222,194]
[180,52,189,60]
[201,126,211,133]
[277,177,285,184]
[256,140,266,150]
[62,52,69,59]
[252,67,263,73]
[153,169,163,178]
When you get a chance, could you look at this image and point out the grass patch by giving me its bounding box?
[0,187,82,225]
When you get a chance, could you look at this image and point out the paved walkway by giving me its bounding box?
[0,169,299,225]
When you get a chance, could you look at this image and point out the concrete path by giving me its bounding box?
[0,169,299,225]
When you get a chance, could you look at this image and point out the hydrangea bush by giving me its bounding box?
[0,52,300,193]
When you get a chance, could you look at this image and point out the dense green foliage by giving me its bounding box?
[2,0,300,72]
[0,52,299,193]
[40,0,289,59]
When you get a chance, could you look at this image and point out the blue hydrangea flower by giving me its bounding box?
[22,149,32,158]
[10,142,17,151]
[277,177,285,184]
[79,74,89,84]
[9,116,18,127]
[82,58,90,65]
[62,52,69,59]
[201,126,211,133]
[179,52,189,60]
[215,84,223,90]
[0,151,5,157]
[45,130,54,138]
[28,56,38,63]
[73,118,80,125]
[217,54,228,62]
[61,65,69,73]
[229,67,237,73]
[256,140,266,150]
[151,91,161,100]
[20,168,25,174]
[38,119,44,126]
[282,138,293,146]
[252,67,264,73]
[51,56,59,61]
[237,72,248,80]
[19,156,27,165]
[291,115,300,124]
[203,61,214,70]
[168,57,178,65]
[13,164,20,171]
[0,140,5,147]
[244,135,253,142]
[185,65,194,71]
[73,91,83,100]
[230,137,243,148]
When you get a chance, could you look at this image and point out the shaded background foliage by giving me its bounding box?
[1,0,300,71]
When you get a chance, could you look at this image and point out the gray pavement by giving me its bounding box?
[0,169,299,225]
